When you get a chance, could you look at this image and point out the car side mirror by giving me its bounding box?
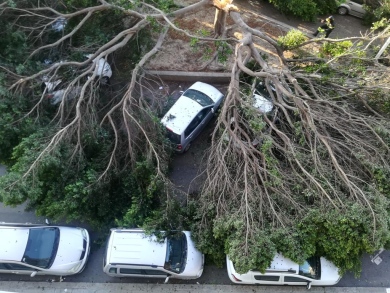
[164,274,171,284]
[306,281,312,289]
[30,271,38,277]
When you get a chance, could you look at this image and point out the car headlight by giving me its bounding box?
[77,227,88,240]
[69,261,83,273]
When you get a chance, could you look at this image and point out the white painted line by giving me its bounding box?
[373,255,383,265]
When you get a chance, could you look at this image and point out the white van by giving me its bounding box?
[103,229,204,281]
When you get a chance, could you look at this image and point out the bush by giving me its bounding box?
[320,40,353,57]
[363,1,390,25]
[277,29,307,50]
[268,0,339,21]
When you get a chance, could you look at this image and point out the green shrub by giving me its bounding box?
[268,0,338,21]
[320,40,353,57]
[277,29,307,50]
[363,1,390,25]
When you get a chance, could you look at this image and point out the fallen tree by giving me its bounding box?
[0,0,390,275]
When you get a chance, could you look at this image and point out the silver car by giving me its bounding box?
[161,82,224,153]
[337,0,366,18]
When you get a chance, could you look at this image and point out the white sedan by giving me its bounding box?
[0,225,90,276]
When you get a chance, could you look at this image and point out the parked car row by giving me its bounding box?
[0,224,341,288]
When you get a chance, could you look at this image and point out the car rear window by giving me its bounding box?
[299,256,321,280]
[183,89,214,107]
[164,232,187,274]
[22,227,60,269]
[166,128,181,144]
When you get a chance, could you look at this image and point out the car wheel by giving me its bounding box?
[337,7,348,15]
[184,143,191,153]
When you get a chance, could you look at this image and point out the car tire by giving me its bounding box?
[184,143,191,153]
[337,7,349,15]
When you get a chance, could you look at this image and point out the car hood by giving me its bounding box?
[180,231,204,278]
[50,227,86,271]
[320,257,340,284]
[187,82,223,103]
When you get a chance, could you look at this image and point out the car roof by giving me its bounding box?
[106,229,167,266]
[267,253,299,272]
[161,96,203,135]
[0,226,29,261]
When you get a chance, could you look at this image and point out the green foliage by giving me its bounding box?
[0,78,41,165]
[363,1,390,25]
[68,10,126,48]
[277,29,307,50]
[190,37,199,49]
[372,166,390,194]
[227,230,276,274]
[115,161,165,228]
[371,17,390,30]
[268,0,337,21]
[367,89,390,114]
[298,207,384,276]
[63,0,96,8]
[215,40,233,63]
[319,40,353,57]
[0,24,29,66]
[0,123,170,230]
[189,202,226,267]
[197,28,211,37]
[271,228,315,264]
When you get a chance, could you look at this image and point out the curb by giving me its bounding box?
[145,70,231,83]
[0,283,388,293]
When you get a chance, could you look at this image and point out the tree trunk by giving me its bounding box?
[214,8,227,37]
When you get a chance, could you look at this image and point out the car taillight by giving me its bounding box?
[231,274,242,282]
[177,144,182,150]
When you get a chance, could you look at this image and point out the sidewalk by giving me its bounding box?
[0,283,388,293]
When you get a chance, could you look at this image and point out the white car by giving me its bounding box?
[337,0,366,18]
[103,229,204,281]
[0,224,90,276]
[226,254,340,289]
[85,54,112,84]
[161,82,224,153]
[223,89,275,148]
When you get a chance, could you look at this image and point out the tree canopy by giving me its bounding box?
[1,0,390,277]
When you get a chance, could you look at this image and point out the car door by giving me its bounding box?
[282,275,311,286]
[348,0,365,17]
[253,273,282,285]
[184,106,213,144]
[0,262,37,275]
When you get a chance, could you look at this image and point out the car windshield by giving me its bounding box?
[299,256,321,280]
[166,128,181,144]
[164,232,187,274]
[22,227,60,269]
[183,89,214,107]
